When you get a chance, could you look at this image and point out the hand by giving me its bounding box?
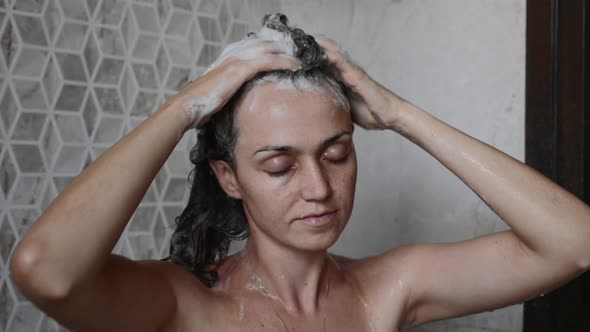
[166,36,301,131]
[316,35,405,130]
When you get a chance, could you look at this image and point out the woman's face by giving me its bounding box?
[228,82,357,251]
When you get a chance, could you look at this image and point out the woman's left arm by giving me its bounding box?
[318,36,590,327]
[393,98,590,270]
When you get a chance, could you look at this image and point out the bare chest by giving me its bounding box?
[169,283,405,332]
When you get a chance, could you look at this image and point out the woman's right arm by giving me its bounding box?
[10,82,190,330]
[9,37,300,331]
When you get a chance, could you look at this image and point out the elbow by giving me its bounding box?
[573,235,590,273]
[578,256,590,273]
[9,245,71,302]
[563,247,590,277]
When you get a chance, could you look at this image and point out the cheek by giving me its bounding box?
[237,168,299,217]
[329,156,357,214]
[332,154,358,191]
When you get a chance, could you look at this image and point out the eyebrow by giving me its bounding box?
[253,130,352,156]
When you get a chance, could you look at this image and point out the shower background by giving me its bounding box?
[0,0,525,331]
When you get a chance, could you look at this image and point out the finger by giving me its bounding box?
[349,100,381,130]
[203,38,298,77]
[315,35,362,72]
[322,43,359,70]
[321,47,367,88]
[256,39,296,56]
[316,36,359,73]
[225,39,295,61]
[250,53,301,74]
[315,34,342,56]
[321,46,349,68]
[217,38,271,60]
[314,37,354,69]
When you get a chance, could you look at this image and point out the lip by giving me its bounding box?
[299,211,336,227]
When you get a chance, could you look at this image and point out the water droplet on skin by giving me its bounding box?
[345,272,375,332]
[389,279,405,297]
[239,302,245,321]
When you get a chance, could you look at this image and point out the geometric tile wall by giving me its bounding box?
[0,0,276,330]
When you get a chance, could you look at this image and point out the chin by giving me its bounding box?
[290,227,343,252]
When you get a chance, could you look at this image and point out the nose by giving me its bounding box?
[300,160,333,202]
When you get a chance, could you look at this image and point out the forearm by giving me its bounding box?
[391,100,590,270]
[11,101,190,298]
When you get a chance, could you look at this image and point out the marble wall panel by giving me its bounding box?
[0,0,278,330]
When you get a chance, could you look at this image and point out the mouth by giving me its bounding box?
[298,210,337,227]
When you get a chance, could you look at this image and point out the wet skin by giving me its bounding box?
[229,82,357,253]
[160,84,406,331]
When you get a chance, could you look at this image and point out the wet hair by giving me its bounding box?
[161,13,350,287]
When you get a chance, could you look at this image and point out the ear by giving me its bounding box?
[209,160,243,199]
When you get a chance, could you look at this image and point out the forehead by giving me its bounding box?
[234,83,351,152]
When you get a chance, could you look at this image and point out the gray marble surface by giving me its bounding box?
[0,0,277,330]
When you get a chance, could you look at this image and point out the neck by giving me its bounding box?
[242,236,332,314]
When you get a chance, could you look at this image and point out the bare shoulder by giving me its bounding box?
[329,249,416,330]
[144,259,219,331]
[152,259,206,292]
[329,246,416,287]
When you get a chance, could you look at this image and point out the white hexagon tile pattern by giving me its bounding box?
[0,0,277,330]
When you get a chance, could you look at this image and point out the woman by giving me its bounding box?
[10,13,590,332]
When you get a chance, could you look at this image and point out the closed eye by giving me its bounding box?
[328,155,349,164]
[261,155,294,177]
[323,143,351,162]
[266,167,292,177]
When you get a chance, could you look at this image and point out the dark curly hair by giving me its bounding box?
[160,13,350,287]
